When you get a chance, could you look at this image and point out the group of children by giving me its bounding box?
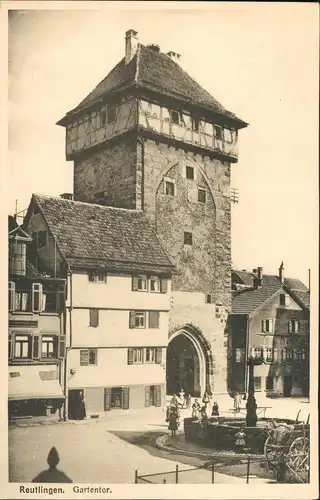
[166,391,221,437]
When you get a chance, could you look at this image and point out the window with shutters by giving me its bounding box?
[283,348,293,361]
[252,348,263,359]
[129,311,146,328]
[149,311,160,329]
[80,349,97,366]
[89,309,99,328]
[288,320,300,334]
[264,348,274,363]
[88,271,107,283]
[279,293,288,306]
[41,335,58,358]
[14,334,32,359]
[261,318,274,333]
[133,348,144,364]
[150,276,160,293]
[32,283,43,312]
[132,275,148,291]
[235,348,245,362]
[8,282,15,311]
[145,348,156,363]
[198,188,207,203]
[160,278,168,294]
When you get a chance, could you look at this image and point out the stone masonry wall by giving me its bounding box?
[73,137,137,209]
[141,139,232,311]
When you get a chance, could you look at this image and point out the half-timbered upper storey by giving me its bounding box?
[57,30,247,162]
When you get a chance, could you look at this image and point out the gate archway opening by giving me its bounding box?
[166,329,209,398]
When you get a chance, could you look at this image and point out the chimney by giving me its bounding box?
[253,266,263,290]
[167,51,182,64]
[279,261,284,283]
[125,29,138,65]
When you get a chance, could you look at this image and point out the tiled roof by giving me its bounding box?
[232,269,254,287]
[232,274,282,315]
[231,270,310,314]
[33,194,175,273]
[59,45,247,128]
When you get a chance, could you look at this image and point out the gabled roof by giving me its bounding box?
[30,194,175,274]
[231,269,310,314]
[232,274,282,315]
[58,45,247,129]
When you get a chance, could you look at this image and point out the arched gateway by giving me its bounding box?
[166,325,213,398]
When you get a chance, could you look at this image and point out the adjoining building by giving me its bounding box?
[55,29,248,397]
[8,216,66,419]
[228,264,310,398]
[23,194,176,417]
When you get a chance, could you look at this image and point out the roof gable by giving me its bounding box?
[31,194,175,273]
[58,45,247,128]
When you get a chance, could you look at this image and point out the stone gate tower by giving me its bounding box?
[57,30,248,396]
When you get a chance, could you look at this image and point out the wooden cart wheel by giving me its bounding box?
[264,436,279,465]
[287,437,310,472]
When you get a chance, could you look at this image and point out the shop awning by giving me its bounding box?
[8,367,65,401]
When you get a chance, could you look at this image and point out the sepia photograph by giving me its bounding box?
[1,2,319,499]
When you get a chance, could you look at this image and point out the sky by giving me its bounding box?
[5,2,319,285]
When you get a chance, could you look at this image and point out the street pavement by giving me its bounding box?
[8,396,311,484]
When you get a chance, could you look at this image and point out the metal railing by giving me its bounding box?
[134,452,310,484]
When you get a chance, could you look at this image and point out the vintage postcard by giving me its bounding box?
[0,1,319,499]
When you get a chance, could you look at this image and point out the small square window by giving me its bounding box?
[184,232,193,245]
[165,181,175,196]
[214,125,223,140]
[198,188,207,203]
[170,110,180,125]
[205,294,212,304]
[186,166,194,180]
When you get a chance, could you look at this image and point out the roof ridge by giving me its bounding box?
[33,193,143,213]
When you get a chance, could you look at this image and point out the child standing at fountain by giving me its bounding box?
[235,426,246,452]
